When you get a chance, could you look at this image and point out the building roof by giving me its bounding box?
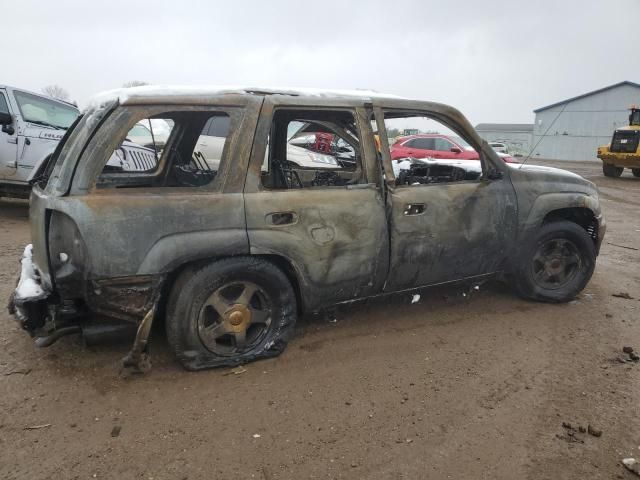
[475,123,534,132]
[533,81,640,113]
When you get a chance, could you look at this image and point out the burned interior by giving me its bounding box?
[261,109,363,189]
[98,109,234,189]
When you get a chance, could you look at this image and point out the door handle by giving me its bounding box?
[403,203,426,216]
[266,211,297,225]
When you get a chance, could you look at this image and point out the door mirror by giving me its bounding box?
[450,146,462,153]
[0,112,11,126]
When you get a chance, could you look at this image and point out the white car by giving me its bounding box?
[489,142,509,153]
[194,117,350,172]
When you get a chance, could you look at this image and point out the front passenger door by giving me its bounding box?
[378,108,518,291]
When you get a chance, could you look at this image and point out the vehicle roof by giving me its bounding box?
[0,84,79,109]
[86,85,405,110]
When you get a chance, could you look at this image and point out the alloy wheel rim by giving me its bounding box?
[531,238,582,290]
[197,281,272,355]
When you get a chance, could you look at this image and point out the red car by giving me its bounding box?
[390,133,516,162]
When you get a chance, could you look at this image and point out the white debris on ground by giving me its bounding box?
[623,458,640,476]
[15,244,46,301]
[411,294,420,304]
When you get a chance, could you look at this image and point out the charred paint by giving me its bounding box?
[15,89,604,353]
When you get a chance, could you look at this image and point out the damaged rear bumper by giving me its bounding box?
[8,245,158,362]
[8,244,52,334]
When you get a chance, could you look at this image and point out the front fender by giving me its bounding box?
[522,192,601,231]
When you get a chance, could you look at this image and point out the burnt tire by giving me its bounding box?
[632,168,640,178]
[513,221,596,303]
[166,257,297,371]
[602,164,623,177]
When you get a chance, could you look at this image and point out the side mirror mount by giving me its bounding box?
[450,146,462,153]
[486,168,503,180]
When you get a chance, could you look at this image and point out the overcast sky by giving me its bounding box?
[4,0,639,124]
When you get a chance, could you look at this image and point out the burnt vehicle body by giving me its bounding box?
[9,86,605,371]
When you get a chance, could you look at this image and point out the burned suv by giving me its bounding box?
[9,86,605,371]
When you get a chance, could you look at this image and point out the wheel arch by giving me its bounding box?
[253,254,305,314]
[160,252,306,318]
[524,193,600,238]
[516,192,605,263]
[542,206,599,245]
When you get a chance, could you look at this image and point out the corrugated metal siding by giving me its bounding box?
[531,83,640,161]
[475,130,533,155]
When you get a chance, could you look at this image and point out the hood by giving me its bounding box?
[508,163,597,196]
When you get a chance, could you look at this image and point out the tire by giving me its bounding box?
[514,221,596,303]
[632,168,640,178]
[166,257,297,370]
[602,164,623,177]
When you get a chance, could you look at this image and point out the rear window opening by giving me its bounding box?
[97,111,231,189]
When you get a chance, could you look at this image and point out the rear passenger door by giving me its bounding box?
[243,98,389,312]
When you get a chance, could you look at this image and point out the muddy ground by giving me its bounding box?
[1,160,639,480]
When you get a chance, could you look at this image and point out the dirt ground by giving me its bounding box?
[1,160,639,480]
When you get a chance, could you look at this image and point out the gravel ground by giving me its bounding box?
[0,160,639,480]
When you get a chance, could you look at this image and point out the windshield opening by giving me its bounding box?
[14,90,80,129]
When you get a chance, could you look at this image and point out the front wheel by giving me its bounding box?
[603,164,623,177]
[166,257,297,370]
[632,168,640,178]
[514,221,596,303]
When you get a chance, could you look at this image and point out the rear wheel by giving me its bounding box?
[632,168,640,178]
[166,257,297,370]
[514,221,596,303]
[603,164,623,177]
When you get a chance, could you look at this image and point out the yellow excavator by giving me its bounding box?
[597,106,640,177]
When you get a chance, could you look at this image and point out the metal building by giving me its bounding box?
[475,123,534,156]
[531,81,640,161]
